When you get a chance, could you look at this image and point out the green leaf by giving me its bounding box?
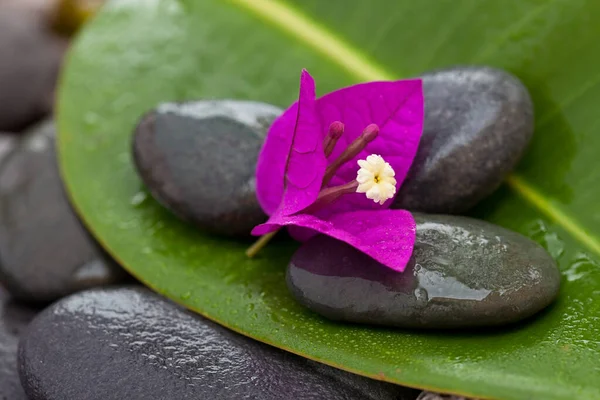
[58,0,600,399]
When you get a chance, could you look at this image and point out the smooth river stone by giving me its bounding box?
[18,287,419,400]
[0,120,126,303]
[0,285,38,400]
[417,392,474,400]
[287,214,560,329]
[0,4,65,131]
[133,100,282,237]
[393,66,534,213]
[0,133,17,160]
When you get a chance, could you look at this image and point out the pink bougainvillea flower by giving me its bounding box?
[250,70,424,272]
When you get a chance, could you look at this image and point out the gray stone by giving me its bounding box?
[18,287,419,400]
[0,120,126,303]
[132,100,282,237]
[0,133,17,162]
[287,213,560,329]
[393,66,534,213]
[0,285,38,400]
[0,5,65,131]
[2,0,58,18]
[417,391,477,400]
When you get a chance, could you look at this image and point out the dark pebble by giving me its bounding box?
[0,133,17,164]
[287,213,560,329]
[0,286,38,400]
[394,66,534,213]
[0,120,126,303]
[133,100,282,237]
[417,392,474,400]
[18,287,419,400]
[0,4,65,131]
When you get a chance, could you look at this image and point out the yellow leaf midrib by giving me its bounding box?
[227,0,600,257]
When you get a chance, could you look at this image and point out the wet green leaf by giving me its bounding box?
[58,0,600,398]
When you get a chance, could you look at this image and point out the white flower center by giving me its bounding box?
[355,154,397,205]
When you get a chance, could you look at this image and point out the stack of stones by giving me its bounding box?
[0,122,420,399]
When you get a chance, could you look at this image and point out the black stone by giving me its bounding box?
[0,120,126,303]
[287,214,560,329]
[417,391,472,400]
[394,66,534,213]
[0,133,17,162]
[0,5,65,131]
[0,285,38,400]
[133,100,282,237]
[18,287,419,400]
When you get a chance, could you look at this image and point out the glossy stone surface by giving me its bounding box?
[133,100,282,236]
[18,287,419,400]
[288,213,560,329]
[0,286,37,400]
[0,121,125,302]
[0,4,65,131]
[417,392,472,400]
[394,66,534,213]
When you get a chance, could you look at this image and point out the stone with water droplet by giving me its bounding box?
[18,287,419,400]
[287,213,560,329]
[0,120,127,303]
[393,66,534,213]
[133,100,282,237]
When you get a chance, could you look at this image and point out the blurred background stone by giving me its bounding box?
[0,285,38,400]
[0,133,17,164]
[0,120,127,303]
[0,1,67,132]
[2,0,58,20]
[417,391,478,400]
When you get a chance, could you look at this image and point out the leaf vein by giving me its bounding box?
[228,0,600,257]
[470,0,559,63]
[537,70,600,128]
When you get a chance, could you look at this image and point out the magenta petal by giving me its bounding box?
[252,210,416,272]
[251,222,280,236]
[255,70,326,216]
[255,103,297,215]
[317,79,424,214]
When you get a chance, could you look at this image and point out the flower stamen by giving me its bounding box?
[302,180,358,214]
[323,121,344,157]
[321,123,379,187]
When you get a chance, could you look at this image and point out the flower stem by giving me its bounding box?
[245,230,279,258]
